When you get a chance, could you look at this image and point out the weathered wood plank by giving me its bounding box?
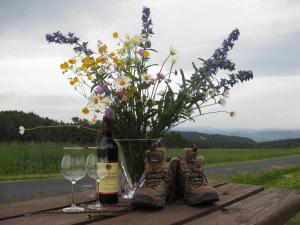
[184,188,300,225]
[0,190,95,221]
[89,183,264,225]
[0,180,226,225]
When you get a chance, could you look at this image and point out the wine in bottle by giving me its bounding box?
[97,116,119,204]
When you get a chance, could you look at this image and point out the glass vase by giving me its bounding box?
[116,138,162,199]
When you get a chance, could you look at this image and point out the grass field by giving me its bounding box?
[167,147,300,165]
[215,165,300,225]
[1,142,300,181]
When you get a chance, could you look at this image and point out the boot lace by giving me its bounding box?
[184,170,208,188]
[144,171,167,188]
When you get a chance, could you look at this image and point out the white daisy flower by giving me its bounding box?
[223,90,230,98]
[170,46,177,55]
[88,95,99,105]
[229,111,236,118]
[218,98,227,106]
[142,73,152,83]
[116,76,131,89]
[19,126,25,135]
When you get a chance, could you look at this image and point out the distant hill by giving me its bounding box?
[163,131,300,149]
[176,127,300,142]
[160,131,254,149]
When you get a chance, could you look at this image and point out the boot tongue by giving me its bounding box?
[182,148,197,168]
[147,148,166,170]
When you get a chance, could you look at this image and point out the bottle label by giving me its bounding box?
[97,162,119,194]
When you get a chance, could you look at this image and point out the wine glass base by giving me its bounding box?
[88,204,106,210]
[62,205,85,213]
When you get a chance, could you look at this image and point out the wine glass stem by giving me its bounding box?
[96,179,101,206]
[71,180,76,206]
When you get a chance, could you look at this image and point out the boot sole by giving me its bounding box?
[131,194,165,209]
[187,192,219,206]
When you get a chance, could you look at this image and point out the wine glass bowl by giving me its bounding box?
[61,147,86,213]
[85,147,109,210]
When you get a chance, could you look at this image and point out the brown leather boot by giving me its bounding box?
[178,146,219,205]
[130,147,179,208]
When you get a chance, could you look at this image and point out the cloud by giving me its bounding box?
[0,0,299,128]
[0,93,87,122]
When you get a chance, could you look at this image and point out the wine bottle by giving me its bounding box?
[97,116,119,204]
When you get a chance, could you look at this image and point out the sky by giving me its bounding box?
[0,0,299,129]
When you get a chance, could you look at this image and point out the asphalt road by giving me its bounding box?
[1,156,299,204]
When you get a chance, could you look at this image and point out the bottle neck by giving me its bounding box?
[102,117,113,138]
[103,130,112,137]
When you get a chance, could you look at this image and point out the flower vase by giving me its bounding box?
[116,138,162,199]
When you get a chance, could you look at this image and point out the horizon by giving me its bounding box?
[3,109,300,131]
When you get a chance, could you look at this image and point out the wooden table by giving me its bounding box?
[0,180,299,225]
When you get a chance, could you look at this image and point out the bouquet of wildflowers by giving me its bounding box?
[46,7,253,139]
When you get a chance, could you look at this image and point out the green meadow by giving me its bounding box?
[1,142,300,181]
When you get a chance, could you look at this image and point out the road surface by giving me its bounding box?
[1,156,299,204]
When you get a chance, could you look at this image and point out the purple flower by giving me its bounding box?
[45,31,79,45]
[140,6,153,48]
[96,85,105,95]
[137,49,144,56]
[117,90,125,98]
[157,72,165,80]
[104,108,115,120]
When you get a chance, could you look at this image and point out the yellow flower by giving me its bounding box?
[93,64,98,70]
[143,50,150,58]
[82,57,92,67]
[98,44,108,54]
[110,51,116,57]
[113,57,122,66]
[86,73,92,80]
[96,57,107,64]
[68,58,76,64]
[82,106,90,115]
[113,32,119,39]
[79,64,86,71]
[98,95,105,101]
[70,77,79,86]
[60,62,69,70]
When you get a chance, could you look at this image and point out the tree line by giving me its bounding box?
[1,111,299,148]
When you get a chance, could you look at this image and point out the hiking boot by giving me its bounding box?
[130,147,179,208]
[178,145,219,205]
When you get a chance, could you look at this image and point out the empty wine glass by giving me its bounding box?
[86,147,109,210]
[61,147,86,213]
